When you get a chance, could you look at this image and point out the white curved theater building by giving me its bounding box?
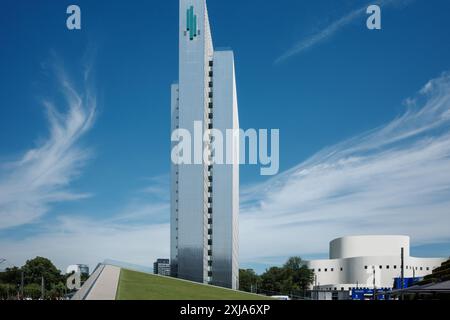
[306,235,447,291]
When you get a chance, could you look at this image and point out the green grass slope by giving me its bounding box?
[116,269,272,300]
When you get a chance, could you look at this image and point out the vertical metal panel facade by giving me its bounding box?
[171,0,239,289]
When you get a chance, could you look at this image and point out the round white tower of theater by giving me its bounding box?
[329,235,410,260]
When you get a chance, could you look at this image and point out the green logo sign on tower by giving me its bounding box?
[186,6,198,40]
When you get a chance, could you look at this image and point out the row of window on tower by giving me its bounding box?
[312,265,436,273]
[174,87,180,259]
[206,59,214,281]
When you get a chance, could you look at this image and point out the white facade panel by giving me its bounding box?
[330,235,410,259]
[211,51,239,289]
[170,84,179,277]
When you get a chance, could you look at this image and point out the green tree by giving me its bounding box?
[259,257,314,297]
[283,256,303,270]
[0,257,67,299]
[47,282,67,300]
[21,257,64,290]
[0,283,16,300]
[0,266,22,285]
[239,269,260,293]
[23,283,41,300]
[260,267,284,295]
[283,256,314,292]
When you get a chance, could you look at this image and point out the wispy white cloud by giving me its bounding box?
[139,174,170,201]
[0,63,96,229]
[0,215,169,272]
[240,72,450,264]
[275,0,414,64]
[109,175,170,223]
[0,176,171,271]
[3,60,449,271]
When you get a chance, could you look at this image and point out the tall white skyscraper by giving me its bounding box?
[171,0,239,289]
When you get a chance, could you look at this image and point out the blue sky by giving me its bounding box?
[0,0,450,274]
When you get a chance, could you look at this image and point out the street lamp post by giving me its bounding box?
[41,276,45,300]
[401,247,405,301]
[373,267,376,301]
[20,271,24,299]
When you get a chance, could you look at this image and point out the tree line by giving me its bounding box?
[239,257,314,298]
[0,257,68,300]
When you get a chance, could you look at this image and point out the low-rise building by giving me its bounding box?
[154,259,171,276]
[66,264,90,276]
[305,235,447,298]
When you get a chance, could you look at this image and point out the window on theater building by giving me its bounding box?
[318,269,321,272]
[331,268,334,272]
[324,268,328,272]
[394,265,397,269]
[340,267,343,271]
[379,265,382,269]
[420,267,423,271]
[426,267,430,271]
[365,266,368,270]
[386,265,390,269]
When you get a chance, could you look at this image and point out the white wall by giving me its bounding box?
[306,236,447,289]
[211,50,239,289]
[330,235,410,259]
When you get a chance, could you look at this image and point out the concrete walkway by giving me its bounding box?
[85,265,121,300]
